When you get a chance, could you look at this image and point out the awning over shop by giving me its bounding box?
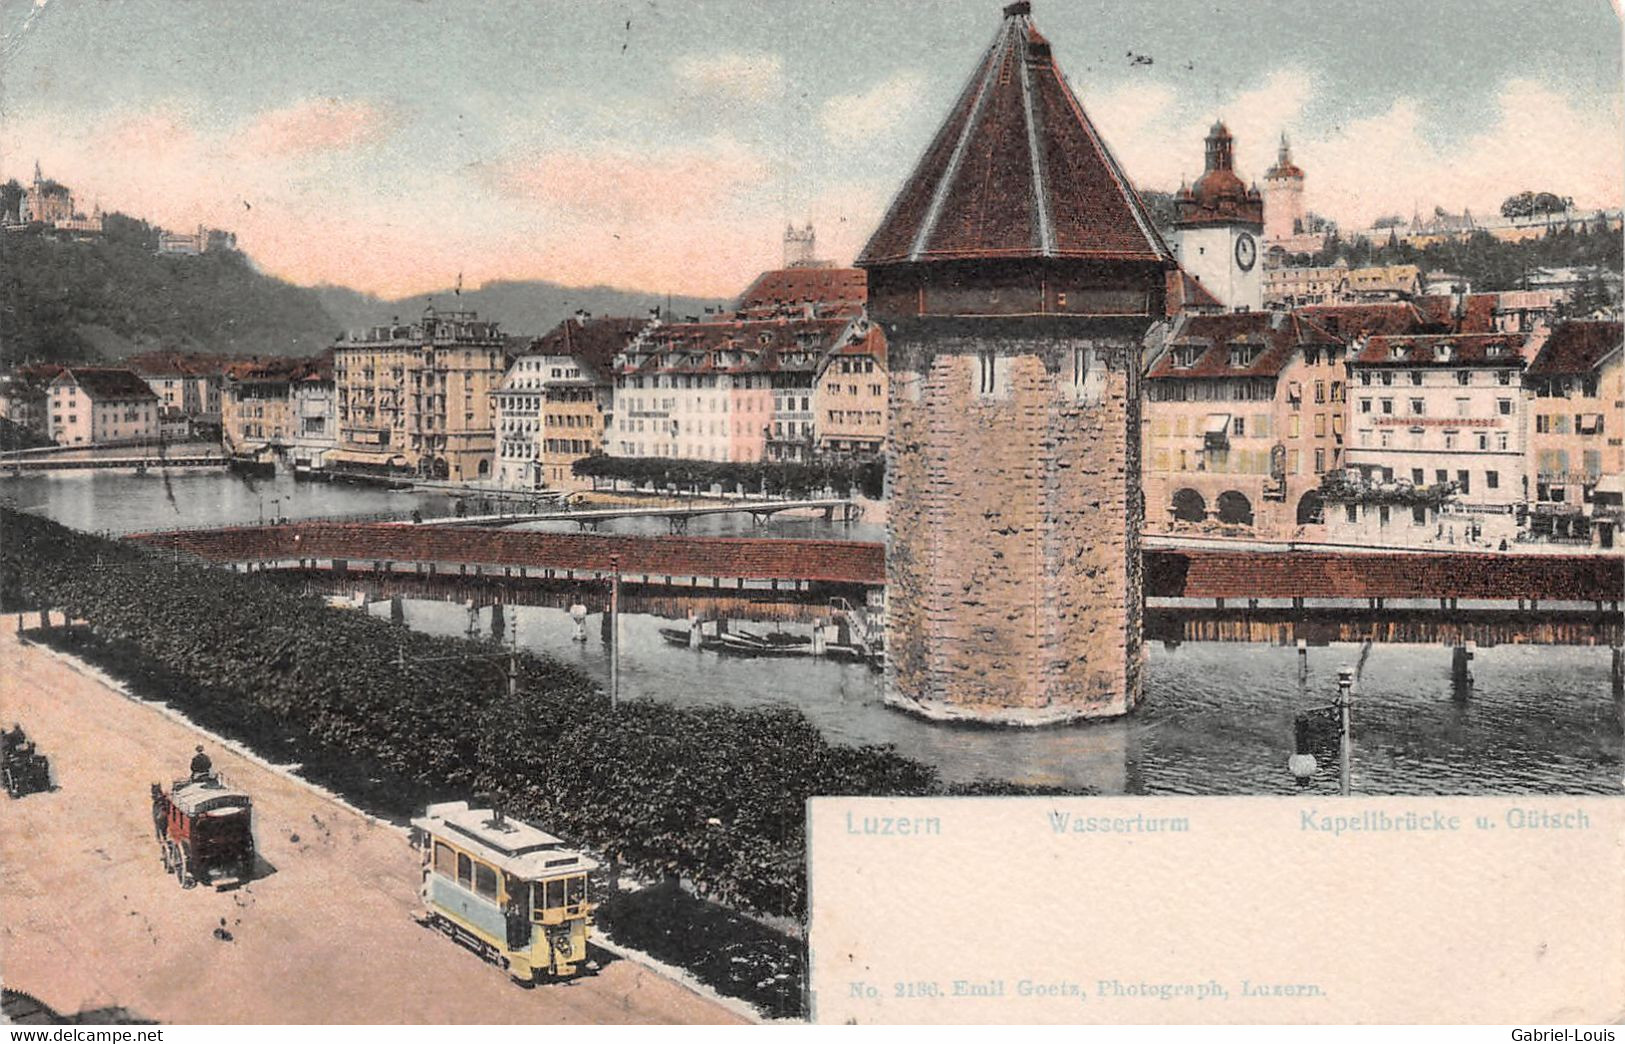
[1203,413,1231,449]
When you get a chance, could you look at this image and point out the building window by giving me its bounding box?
[1234,416,1246,437]
[1443,430,1458,449]
[1359,398,1372,414]
[1486,470,1499,490]
[1410,371,1423,386]
[1476,433,1488,451]
[1378,505,1390,527]
[1380,399,1393,415]
[1497,432,1509,451]
[1380,372,1393,386]
[1497,399,1511,416]
[1359,372,1371,386]
[1314,381,1326,404]
[1456,370,1471,386]
[1457,470,1470,495]
[1409,398,1424,415]
[1497,370,1511,386]
[1455,398,1470,417]
[1345,503,1358,524]
[1072,347,1087,387]
[1412,504,1427,525]
[1411,468,1425,484]
[1314,448,1326,474]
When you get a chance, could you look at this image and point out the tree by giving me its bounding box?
[1371,215,1406,229]
[0,179,22,223]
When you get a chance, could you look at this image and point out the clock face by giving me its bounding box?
[1235,232,1257,272]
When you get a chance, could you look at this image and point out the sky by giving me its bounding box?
[2,0,1621,299]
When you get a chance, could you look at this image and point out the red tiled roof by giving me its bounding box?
[529,316,651,383]
[130,525,886,587]
[1165,268,1223,315]
[126,351,236,377]
[226,354,330,383]
[1355,333,1527,368]
[1145,550,1621,602]
[1147,311,1338,380]
[622,318,849,377]
[1525,320,1623,377]
[827,324,887,362]
[53,367,159,400]
[736,268,866,318]
[1412,293,1497,333]
[126,526,1623,603]
[856,3,1169,267]
[1293,303,1432,341]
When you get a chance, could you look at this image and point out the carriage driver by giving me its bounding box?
[190,745,213,782]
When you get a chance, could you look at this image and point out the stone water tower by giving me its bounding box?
[856,1,1173,724]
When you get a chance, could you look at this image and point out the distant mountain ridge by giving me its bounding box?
[2,211,735,367]
[314,281,726,342]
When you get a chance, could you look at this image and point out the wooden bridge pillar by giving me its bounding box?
[1296,639,1308,686]
[689,613,703,649]
[390,595,405,625]
[1451,643,1475,701]
[1612,642,1623,700]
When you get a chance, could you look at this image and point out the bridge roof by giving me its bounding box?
[127,525,1624,604]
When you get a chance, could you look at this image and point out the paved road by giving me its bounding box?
[0,619,745,1024]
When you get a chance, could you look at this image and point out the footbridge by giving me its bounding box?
[126,523,1623,652]
[417,497,863,533]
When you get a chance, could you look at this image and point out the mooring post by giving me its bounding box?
[811,617,829,656]
[1612,642,1623,700]
[688,612,702,649]
[1296,638,1308,684]
[1451,642,1475,701]
[390,595,405,625]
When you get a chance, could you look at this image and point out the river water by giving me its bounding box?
[7,470,1621,794]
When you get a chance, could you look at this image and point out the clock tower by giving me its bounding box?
[1171,122,1263,312]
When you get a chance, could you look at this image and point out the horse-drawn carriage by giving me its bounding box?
[151,762,255,890]
[2,725,51,798]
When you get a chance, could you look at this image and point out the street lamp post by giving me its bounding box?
[608,553,621,711]
[1336,664,1354,796]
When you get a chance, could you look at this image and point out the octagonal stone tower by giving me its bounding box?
[857,1,1173,724]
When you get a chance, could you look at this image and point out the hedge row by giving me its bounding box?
[1,508,943,916]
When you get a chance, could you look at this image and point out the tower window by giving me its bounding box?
[1072,347,1088,387]
[978,353,997,396]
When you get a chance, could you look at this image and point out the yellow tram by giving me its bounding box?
[410,801,596,985]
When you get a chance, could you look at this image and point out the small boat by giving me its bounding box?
[715,632,770,657]
[824,643,869,663]
[659,627,695,648]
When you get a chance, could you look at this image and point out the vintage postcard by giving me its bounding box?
[0,0,1620,1030]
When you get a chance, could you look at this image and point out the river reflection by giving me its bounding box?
[10,470,1620,794]
[388,600,1623,796]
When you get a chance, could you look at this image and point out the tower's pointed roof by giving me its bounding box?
[857,2,1171,268]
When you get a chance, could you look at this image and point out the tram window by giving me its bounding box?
[546,879,566,909]
[434,842,456,878]
[457,852,472,889]
[474,862,498,901]
[565,876,585,907]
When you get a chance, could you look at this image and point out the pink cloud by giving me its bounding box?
[229,98,394,158]
[492,140,769,222]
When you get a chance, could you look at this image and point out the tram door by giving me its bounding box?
[503,875,533,951]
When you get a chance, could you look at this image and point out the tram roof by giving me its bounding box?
[413,801,598,879]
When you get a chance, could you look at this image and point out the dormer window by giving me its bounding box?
[1172,345,1202,368]
[1484,343,1504,359]
[1231,341,1262,368]
[1436,345,1455,362]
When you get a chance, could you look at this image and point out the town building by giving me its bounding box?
[1265,262,1423,308]
[495,314,648,490]
[814,320,888,459]
[127,351,229,437]
[332,305,507,480]
[222,355,334,467]
[1143,311,1346,538]
[858,1,1171,723]
[610,317,848,464]
[46,367,160,446]
[1336,331,1532,548]
[1170,122,1264,312]
[1522,320,1624,548]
